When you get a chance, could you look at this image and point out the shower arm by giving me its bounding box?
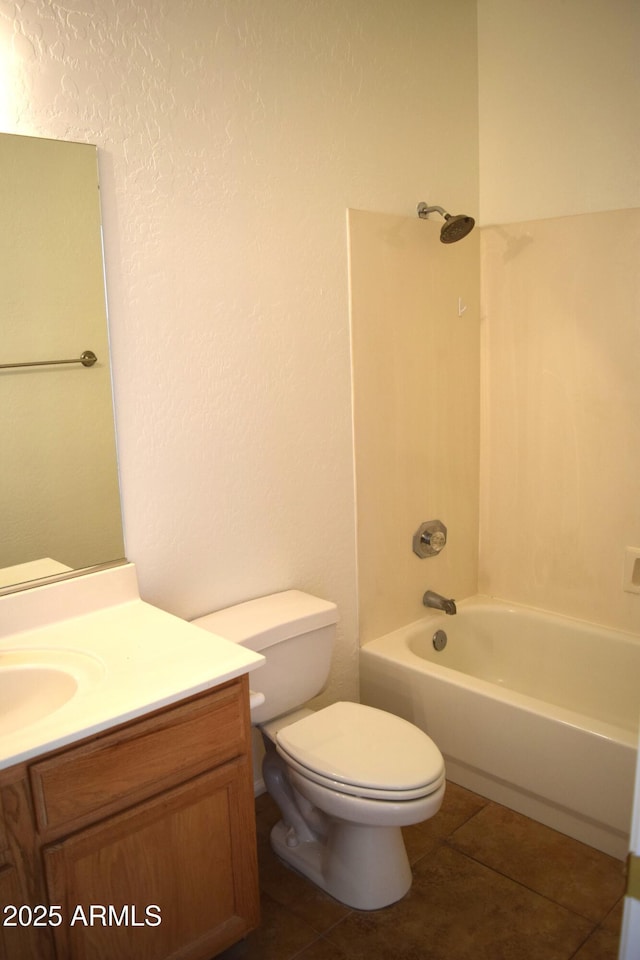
[417,203,447,219]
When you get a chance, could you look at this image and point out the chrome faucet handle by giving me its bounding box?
[422,529,446,550]
[413,520,447,558]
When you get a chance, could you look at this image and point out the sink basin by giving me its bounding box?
[0,649,105,737]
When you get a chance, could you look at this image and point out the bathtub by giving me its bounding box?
[360,596,640,859]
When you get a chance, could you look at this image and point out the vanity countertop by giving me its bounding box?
[0,563,264,770]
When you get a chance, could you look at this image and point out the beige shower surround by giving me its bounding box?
[350,206,640,642]
[480,208,640,634]
[349,208,481,644]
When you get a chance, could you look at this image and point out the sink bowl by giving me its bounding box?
[0,649,104,737]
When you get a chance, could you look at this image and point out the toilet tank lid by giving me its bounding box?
[192,590,338,651]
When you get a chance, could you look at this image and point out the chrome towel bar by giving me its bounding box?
[0,350,98,371]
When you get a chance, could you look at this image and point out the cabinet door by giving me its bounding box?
[43,758,259,960]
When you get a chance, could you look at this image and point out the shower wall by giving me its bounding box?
[349,209,480,644]
[479,209,640,634]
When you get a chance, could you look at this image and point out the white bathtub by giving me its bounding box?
[360,596,640,859]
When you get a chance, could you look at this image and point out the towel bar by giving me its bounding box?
[0,350,97,370]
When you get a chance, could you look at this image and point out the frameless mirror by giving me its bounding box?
[0,132,125,594]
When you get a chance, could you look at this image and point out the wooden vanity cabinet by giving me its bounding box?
[0,770,57,960]
[0,675,260,960]
[0,865,37,960]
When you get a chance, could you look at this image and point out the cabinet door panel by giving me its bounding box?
[43,759,259,960]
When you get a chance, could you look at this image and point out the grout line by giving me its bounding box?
[444,794,494,835]
[287,932,327,960]
[566,925,601,960]
[442,838,609,928]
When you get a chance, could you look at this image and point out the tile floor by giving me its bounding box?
[220,781,626,960]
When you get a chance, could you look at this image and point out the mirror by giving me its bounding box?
[0,132,125,594]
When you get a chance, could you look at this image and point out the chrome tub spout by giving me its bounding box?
[423,590,457,615]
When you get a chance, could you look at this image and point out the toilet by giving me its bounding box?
[192,590,445,910]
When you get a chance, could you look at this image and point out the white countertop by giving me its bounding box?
[0,563,264,770]
[0,557,72,589]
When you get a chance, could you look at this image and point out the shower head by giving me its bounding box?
[417,201,475,243]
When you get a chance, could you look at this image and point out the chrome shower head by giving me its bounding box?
[417,201,475,243]
[440,213,475,243]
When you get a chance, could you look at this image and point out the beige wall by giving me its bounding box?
[478,0,640,225]
[1,1,479,700]
[480,209,640,632]
[350,210,480,643]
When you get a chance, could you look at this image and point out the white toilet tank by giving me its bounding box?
[192,590,338,724]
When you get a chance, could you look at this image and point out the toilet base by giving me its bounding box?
[270,817,412,910]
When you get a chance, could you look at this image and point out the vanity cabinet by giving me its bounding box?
[0,774,55,960]
[0,676,260,960]
[0,865,37,960]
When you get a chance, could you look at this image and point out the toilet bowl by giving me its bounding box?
[261,701,445,909]
[192,591,446,910]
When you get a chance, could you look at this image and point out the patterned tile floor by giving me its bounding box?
[220,781,626,960]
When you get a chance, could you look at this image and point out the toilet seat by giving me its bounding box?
[275,701,445,801]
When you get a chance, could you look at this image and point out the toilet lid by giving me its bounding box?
[276,702,444,800]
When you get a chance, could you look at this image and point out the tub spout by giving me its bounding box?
[423,590,457,615]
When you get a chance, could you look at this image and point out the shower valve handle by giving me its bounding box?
[412,520,447,558]
[422,530,446,551]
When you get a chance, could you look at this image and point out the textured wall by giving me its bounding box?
[1,1,479,701]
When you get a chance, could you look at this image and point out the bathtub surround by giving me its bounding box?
[349,209,480,644]
[350,205,640,641]
[350,205,640,654]
[480,209,640,634]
